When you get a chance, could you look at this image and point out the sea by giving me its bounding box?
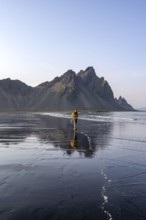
[0,111,146,220]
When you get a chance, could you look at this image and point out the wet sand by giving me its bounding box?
[0,112,146,220]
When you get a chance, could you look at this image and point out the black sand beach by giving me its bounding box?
[0,111,146,220]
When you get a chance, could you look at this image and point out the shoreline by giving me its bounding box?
[0,108,138,113]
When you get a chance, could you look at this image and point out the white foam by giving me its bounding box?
[37,112,143,124]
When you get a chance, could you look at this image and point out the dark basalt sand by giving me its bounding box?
[0,112,146,220]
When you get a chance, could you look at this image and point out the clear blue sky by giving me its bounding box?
[0,0,146,108]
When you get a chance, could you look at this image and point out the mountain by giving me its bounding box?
[0,78,33,110]
[115,96,134,111]
[0,67,134,111]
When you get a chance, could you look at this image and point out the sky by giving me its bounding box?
[0,0,146,108]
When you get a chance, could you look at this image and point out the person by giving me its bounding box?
[71,109,78,131]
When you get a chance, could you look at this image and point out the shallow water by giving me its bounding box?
[0,111,146,220]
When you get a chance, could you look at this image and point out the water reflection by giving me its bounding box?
[70,131,78,148]
[0,112,113,157]
[0,113,36,146]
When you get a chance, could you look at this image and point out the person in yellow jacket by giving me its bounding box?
[71,109,78,131]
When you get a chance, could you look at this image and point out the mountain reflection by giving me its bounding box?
[0,113,113,157]
[0,113,36,146]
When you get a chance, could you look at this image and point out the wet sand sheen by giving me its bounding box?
[0,112,146,220]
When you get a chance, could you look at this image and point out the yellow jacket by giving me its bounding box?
[71,111,78,120]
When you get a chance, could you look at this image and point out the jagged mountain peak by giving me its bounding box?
[118,96,128,105]
[85,66,95,73]
[62,69,76,78]
[0,67,134,111]
[64,69,76,75]
[60,69,77,84]
[78,66,96,79]
[115,96,133,110]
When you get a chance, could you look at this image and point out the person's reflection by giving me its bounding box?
[70,131,78,148]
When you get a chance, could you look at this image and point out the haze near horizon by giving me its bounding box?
[0,0,146,108]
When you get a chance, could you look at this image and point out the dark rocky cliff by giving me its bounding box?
[0,78,33,109]
[0,68,134,111]
[115,96,133,110]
